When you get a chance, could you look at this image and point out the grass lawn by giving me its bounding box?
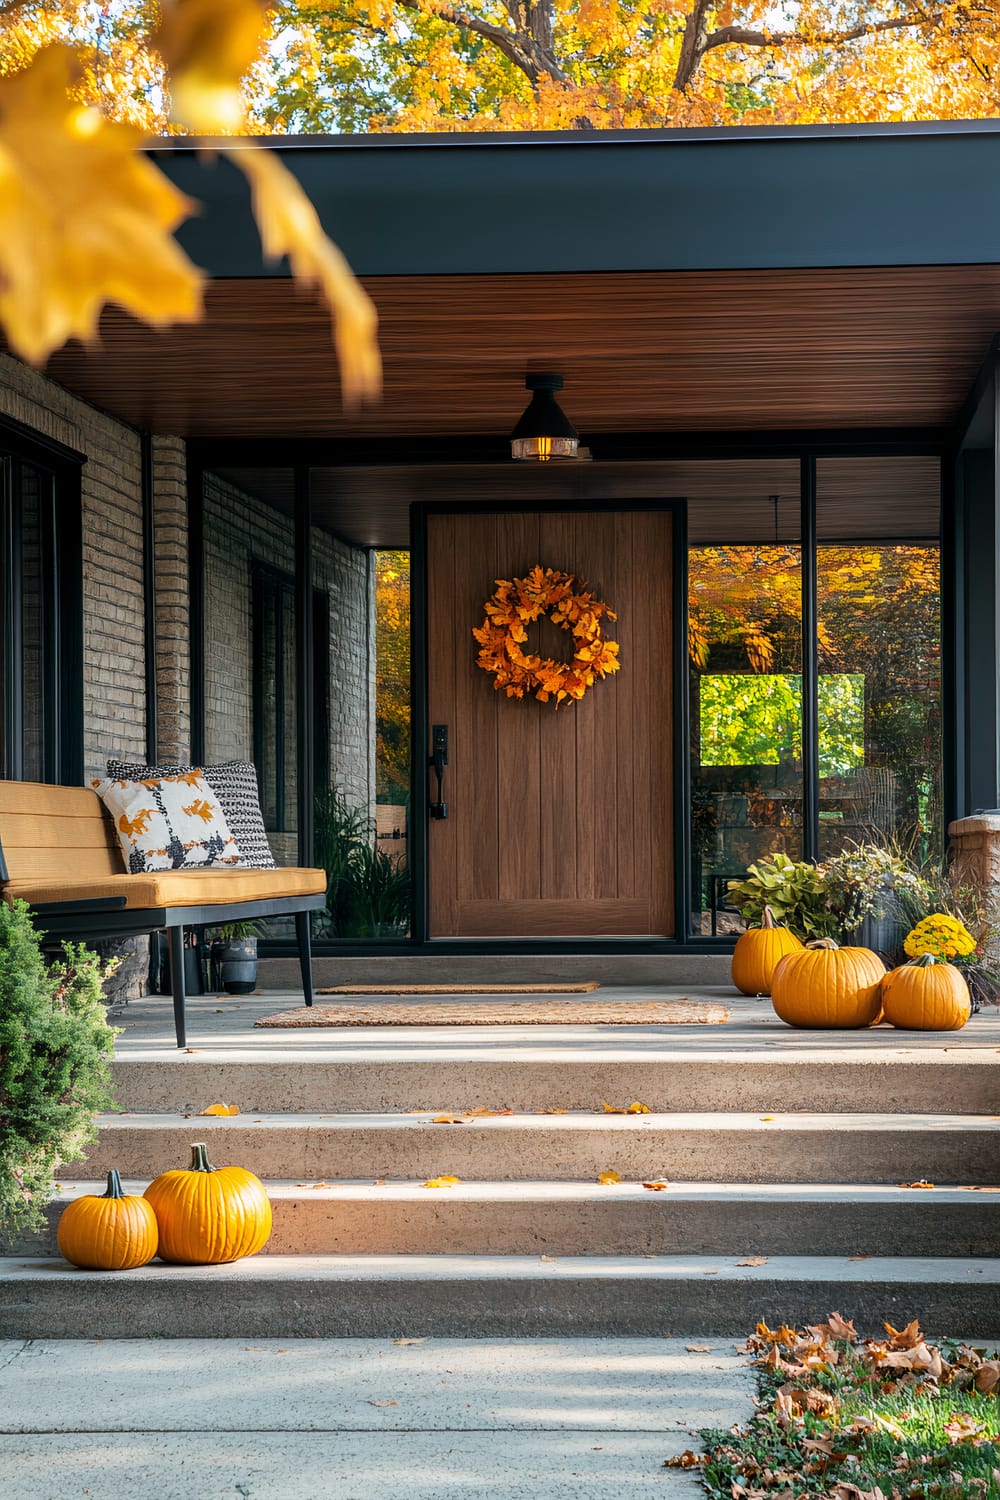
[668,1314,1000,1500]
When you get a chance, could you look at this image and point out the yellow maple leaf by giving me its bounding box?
[597,1170,622,1185]
[153,0,271,134]
[0,45,201,365]
[423,1175,461,1188]
[198,1101,239,1116]
[233,147,381,410]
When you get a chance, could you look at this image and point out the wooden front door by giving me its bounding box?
[426,509,674,938]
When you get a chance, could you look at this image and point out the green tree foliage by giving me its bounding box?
[0,901,117,1234]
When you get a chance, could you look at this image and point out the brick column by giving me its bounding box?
[948,814,1000,909]
[151,436,190,764]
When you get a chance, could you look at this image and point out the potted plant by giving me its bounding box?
[820,842,931,960]
[208,920,262,995]
[727,852,840,941]
[0,900,117,1238]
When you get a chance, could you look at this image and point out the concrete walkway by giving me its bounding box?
[0,1337,754,1499]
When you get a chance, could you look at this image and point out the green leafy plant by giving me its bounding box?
[687,1314,1000,1499]
[727,852,839,940]
[0,900,118,1234]
[314,785,411,938]
[206,920,263,942]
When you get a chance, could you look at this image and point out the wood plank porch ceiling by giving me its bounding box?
[44,264,1000,439]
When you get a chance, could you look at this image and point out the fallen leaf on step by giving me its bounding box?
[540,1254,554,1262]
[663,1450,702,1469]
[198,1102,240,1116]
[899,1179,935,1189]
[393,1338,426,1346]
[737,1256,768,1266]
[597,1170,622,1185]
[686,1344,713,1352]
[642,1181,669,1191]
[848,1254,872,1260]
[703,1269,718,1275]
[463,1105,512,1117]
[423,1175,461,1188]
[374,1179,386,1186]
[368,1399,397,1407]
[311,1181,329,1188]
[183,1048,201,1054]
[626,1101,651,1114]
[432,1114,466,1125]
[537,1107,569,1114]
[759,1115,775,1122]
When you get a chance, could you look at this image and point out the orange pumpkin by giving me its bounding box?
[731,905,804,995]
[881,954,971,1031]
[770,939,886,1029]
[57,1169,159,1270]
[144,1142,272,1265]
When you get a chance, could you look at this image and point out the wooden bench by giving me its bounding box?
[0,780,327,1048]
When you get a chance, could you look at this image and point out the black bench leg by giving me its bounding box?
[296,911,314,1008]
[168,926,187,1048]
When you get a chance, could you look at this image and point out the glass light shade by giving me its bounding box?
[510,376,579,461]
[511,434,579,462]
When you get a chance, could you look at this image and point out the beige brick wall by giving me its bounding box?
[152,435,190,764]
[0,353,147,777]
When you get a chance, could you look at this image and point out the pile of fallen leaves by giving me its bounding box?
[670,1313,1000,1500]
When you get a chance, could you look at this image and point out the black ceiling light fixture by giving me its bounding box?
[510,373,579,462]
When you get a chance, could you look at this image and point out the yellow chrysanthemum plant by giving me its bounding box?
[903,914,977,962]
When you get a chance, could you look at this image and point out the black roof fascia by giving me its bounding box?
[152,122,1000,279]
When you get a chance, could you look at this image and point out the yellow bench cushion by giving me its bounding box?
[4,866,327,910]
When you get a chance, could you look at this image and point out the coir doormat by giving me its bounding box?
[255,999,730,1027]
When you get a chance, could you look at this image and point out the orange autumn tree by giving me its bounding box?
[258,0,1000,132]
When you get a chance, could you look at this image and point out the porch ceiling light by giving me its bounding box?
[510,373,579,462]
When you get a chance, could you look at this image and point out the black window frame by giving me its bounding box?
[0,417,84,785]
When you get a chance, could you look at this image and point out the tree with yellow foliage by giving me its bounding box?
[260,0,1000,132]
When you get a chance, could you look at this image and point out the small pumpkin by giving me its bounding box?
[770,938,886,1029]
[881,953,971,1031]
[144,1142,272,1265]
[731,905,804,995]
[57,1169,159,1271]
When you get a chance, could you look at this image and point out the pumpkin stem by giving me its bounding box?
[805,938,840,950]
[760,906,776,929]
[103,1169,125,1199]
[908,952,943,967]
[189,1142,218,1173]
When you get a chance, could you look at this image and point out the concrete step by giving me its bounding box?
[108,1048,1000,1115]
[3,1253,997,1339]
[261,952,735,989]
[64,1111,1000,1184]
[12,1179,1000,1259]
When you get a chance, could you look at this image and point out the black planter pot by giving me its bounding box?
[214,937,258,995]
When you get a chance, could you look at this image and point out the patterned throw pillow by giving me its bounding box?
[93,773,241,874]
[107,759,276,869]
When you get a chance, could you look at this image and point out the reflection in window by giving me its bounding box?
[817,544,941,859]
[689,544,803,935]
[700,674,864,776]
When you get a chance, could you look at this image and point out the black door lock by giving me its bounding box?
[429,724,448,819]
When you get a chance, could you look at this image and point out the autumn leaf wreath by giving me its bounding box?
[473,565,621,706]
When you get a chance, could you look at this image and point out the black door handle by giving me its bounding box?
[429,724,448,819]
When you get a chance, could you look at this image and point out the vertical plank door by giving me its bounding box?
[426,509,673,937]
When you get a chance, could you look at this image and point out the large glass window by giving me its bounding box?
[0,446,80,783]
[688,463,802,935]
[816,458,942,861]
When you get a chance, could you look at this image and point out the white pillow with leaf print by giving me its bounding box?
[93,772,241,874]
